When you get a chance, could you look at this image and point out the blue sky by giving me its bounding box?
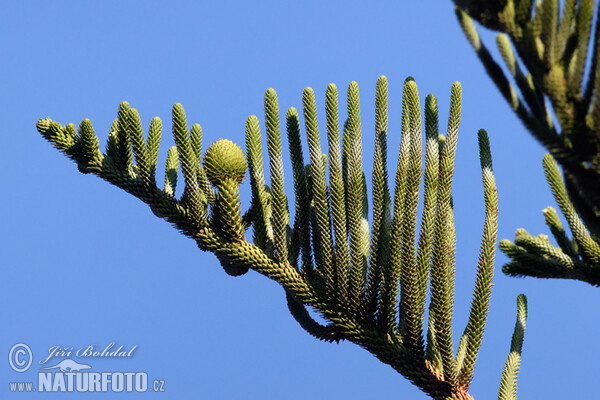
[2,1,599,399]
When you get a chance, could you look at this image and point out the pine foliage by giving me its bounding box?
[454,0,600,286]
[37,77,527,399]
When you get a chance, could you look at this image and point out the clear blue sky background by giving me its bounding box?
[2,1,599,399]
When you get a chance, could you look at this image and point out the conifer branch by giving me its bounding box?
[455,0,600,286]
[37,77,520,399]
[502,154,600,285]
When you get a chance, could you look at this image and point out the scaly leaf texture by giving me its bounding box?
[104,119,121,172]
[202,139,246,243]
[345,81,368,319]
[456,6,561,153]
[569,0,594,96]
[116,102,134,173]
[585,1,600,105]
[458,129,498,388]
[540,0,558,66]
[542,206,578,258]
[500,238,578,279]
[556,0,577,59]
[173,103,207,225]
[497,294,528,400]
[164,146,179,197]
[456,0,600,245]
[543,153,600,265]
[513,228,576,267]
[303,88,334,292]
[147,117,162,183]
[326,83,350,308]
[496,33,546,120]
[417,94,439,336]
[37,78,508,400]
[380,79,412,334]
[429,82,462,387]
[366,75,391,323]
[190,123,216,205]
[265,89,289,264]
[215,176,245,242]
[77,119,103,173]
[399,79,425,358]
[190,123,202,161]
[246,115,274,254]
[286,292,340,343]
[126,108,151,187]
[286,107,313,274]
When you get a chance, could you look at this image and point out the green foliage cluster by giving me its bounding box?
[455,0,600,285]
[37,76,527,399]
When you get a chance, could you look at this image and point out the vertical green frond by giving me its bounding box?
[147,117,162,180]
[65,122,77,143]
[126,108,151,185]
[77,118,103,171]
[568,0,594,96]
[196,159,217,206]
[303,88,333,291]
[540,0,558,66]
[584,2,600,103]
[458,129,498,387]
[366,75,391,322]
[164,146,179,197]
[105,119,120,169]
[189,122,216,204]
[265,88,289,264]
[497,294,528,400]
[399,79,424,355]
[429,82,462,387]
[117,102,134,172]
[345,81,367,318]
[326,83,350,307]
[191,123,202,162]
[286,107,313,274]
[172,103,206,224]
[556,0,577,55]
[172,103,196,185]
[245,115,274,253]
[416,94,439,329]
[380,81,411,334]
